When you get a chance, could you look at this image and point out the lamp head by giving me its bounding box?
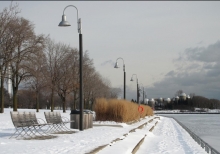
[58,15,71,27]
[130,77,134,81]
[114,62,119,68]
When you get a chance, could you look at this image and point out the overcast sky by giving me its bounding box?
[1,1,220,101]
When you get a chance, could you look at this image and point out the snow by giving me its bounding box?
[136,117,206,154]
[154,109,220,114]
[159,114,220,152]
[0,108,207,154]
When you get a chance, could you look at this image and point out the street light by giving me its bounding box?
[58,5,84,131]
[130,74,139,104]
[139,84,145,104]
[114,57,126,100]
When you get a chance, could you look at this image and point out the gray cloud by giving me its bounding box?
[203,63,215,70]
[197,41,204,45]
[145,40,220,100]
[183,41,220,62]
[146,70,220,99]
[185,63,201,70]
[100,60,115,67]
[165,70,176,77]
[206,63,220,77]
[122,40,220,100]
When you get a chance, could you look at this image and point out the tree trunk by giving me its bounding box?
[73,91,77,110]
[70,92,76,110]
[50,89,54,112]
[36,90,39,112]
[13,88,17,111]
[0,78,4,113]
[62,97,66,113]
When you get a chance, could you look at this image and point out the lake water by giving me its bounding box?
[158,114,220,152]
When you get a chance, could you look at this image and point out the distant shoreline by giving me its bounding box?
[155,112,220,114]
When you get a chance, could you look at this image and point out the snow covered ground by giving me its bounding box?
[136,117,206,154]
[159,114,220,152]
[0,108,206,154]
[155,109,220,114]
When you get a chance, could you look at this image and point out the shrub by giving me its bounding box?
[93,98,153,122]
[93,98,108,121]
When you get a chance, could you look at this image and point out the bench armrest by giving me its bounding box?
[37,118,47,124]
[62,116,70,122]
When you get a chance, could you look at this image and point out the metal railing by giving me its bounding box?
[162,115,220,154]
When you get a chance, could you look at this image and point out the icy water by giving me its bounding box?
[159,114,220,152]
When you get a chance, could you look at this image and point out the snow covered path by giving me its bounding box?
[137,117,206,154]
[0,109,207,154]
[97,118,158,154]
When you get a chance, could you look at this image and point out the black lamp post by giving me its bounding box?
[114,57,126,100]
[130,74,139,104]
[58,5,84,131]
[142,86,145,104]
[139,83,145,104]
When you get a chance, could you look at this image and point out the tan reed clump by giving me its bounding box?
[93,98,153,122]
[93,98,108,121]
[144,105,154,116]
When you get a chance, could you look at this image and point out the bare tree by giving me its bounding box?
[100,77,112,98]
[9,16,45,111]
[17,89,35,108]
[87,73,115,110]
[110,88,121,98]
[83,51,97,109]
[44,38,73,112]
[0,3,20,113]
[175,90,183,97]
[189,93,195,98]
[69,49,79,110]
[24,49,47,112]
[55,47,77,112]
[0,3,132,113]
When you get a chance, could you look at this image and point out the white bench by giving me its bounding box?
[10,111,54,139]
[44,111,74,133]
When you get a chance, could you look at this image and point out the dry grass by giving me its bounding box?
[94,98,153,122]
[93,98,108,121]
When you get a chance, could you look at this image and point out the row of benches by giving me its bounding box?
[10,111,74,140]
